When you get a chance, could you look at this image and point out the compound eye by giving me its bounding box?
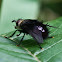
[16,22,18,26]
[16,20,20,26]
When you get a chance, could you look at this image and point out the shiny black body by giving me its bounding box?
[5,19,55,49]
[18,19,49,39]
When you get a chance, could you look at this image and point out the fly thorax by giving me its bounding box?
[18,20,24,26]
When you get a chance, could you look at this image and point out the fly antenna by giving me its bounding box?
[12,20,16,23]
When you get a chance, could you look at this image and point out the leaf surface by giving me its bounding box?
[0,17,62,62]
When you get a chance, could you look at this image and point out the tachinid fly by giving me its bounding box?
[5,19,56,49]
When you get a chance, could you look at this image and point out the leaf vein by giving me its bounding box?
[34,39,62,56]
[46,51,62,62]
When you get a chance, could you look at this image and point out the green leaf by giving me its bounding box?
[0,17,62,62]
[0,36,37,62]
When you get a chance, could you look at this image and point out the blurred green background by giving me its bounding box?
[0,0,62,62]
[0,0,62,34]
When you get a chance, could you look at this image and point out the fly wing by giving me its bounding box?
[28,26,43,43]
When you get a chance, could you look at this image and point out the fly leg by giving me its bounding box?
[17,33,25,46]
[16,31,22,36]
[37,42,43,49]
[16,33,21,36]
[48,37,54,38]
[5,30,21,38]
